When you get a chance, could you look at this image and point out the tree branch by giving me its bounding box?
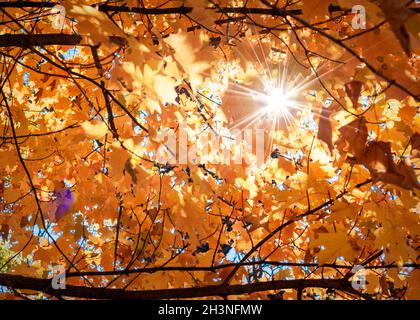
[0,273,363,300]
[260,0,419,100]
[222,179,373,284]
[0,2,301,16]
[66,262,419,278]
[0,33,126,47]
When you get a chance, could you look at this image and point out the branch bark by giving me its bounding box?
[0,34,126,47]
[0,2,301,16]
[66,262,419,278]
[0,273,361,300]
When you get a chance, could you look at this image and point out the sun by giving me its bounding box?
[262,86,294,115]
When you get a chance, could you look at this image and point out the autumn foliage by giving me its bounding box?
[0,0,419,300]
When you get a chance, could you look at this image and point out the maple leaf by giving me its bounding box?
[317,105,333,153]
[164,31,211,91]
[411,132,420,154]
[63,1,126,47]
[376,0,416,56]
[48,187,75,221]
[358,141,419,190]
[81,120,108,139]
[310,230,362,264]
[344,81,363,107]
[337,116,368,157]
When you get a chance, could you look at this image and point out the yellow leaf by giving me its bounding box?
[311,230,362,264]
[154,75,177,104]
[81,121,108,138]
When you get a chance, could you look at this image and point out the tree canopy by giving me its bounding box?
[0,0,419,300]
